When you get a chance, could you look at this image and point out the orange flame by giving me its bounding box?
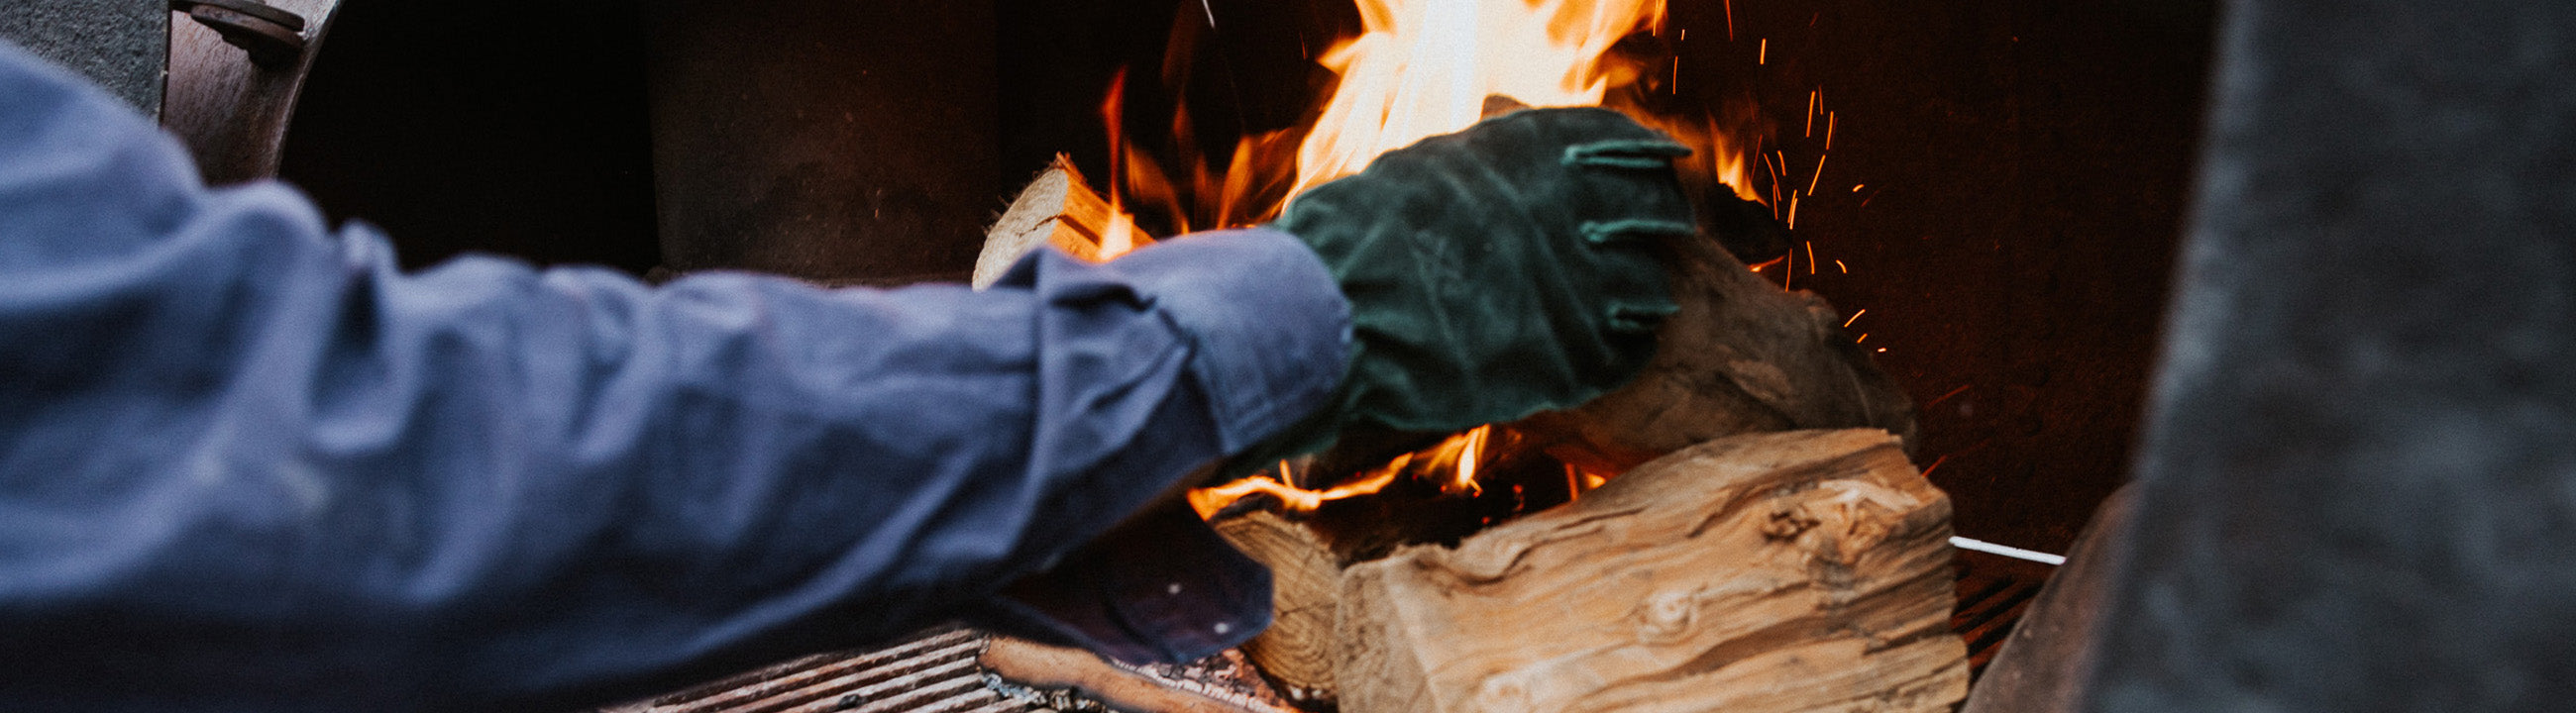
[1185,460,1402,518]
[1175,0,1673,515]
[1093,0,1712,239]
[1182,426,1498,519]
[1150,0,1787,516]
[1705,116,1760,203]
[1095,70,1150,259]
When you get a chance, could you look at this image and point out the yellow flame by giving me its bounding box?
[1098,211,1141,260]
[1422,425,1489,496]
[1290,0,1668,198]
[1183,0,1723,517]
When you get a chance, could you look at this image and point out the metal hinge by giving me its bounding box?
[169,0,308,68]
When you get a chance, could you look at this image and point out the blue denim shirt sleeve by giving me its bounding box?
[0,42,1347,711]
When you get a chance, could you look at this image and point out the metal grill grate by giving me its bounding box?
[1951,549,2057,677]
[601,629,1039,713]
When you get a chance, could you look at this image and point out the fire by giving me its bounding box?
[1095,70,1150,259]
[1160,0,1683,515]
[1706,117,1760,203]
[1290,0,1669,196]
[1185,461,1398,518]
[1183,426,1497,519]
[1092,0,1712,236]
[1093,0,1786,516]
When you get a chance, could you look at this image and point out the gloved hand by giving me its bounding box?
[1234,107,1698,481]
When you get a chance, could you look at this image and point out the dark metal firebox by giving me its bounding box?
[30,1,2576,711]
[70,0,2222,709]
[278,0,2216,560]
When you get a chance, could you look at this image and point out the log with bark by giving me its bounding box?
[1334,429,1966,713]
[1289,194,1916,488]
[1502,212,1919,477]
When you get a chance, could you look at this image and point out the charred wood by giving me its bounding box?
[1508,223,1920,476]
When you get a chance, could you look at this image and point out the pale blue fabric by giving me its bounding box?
[0,41,1347,711]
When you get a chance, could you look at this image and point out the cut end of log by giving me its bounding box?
[1211,511,1344,707]
[1334,429,1967,713]
[973,154,1116,288]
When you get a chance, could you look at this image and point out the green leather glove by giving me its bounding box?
[1237,107,1697,481]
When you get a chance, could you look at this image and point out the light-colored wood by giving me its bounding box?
[973,155,1116,288]
[1334,429,1966,713]
[1210,511,1343,705]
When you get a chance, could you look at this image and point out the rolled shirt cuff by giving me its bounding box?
[973,228,1344,662]
[1107,228,1351,455]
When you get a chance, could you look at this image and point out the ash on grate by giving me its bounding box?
[979,635,1300,713]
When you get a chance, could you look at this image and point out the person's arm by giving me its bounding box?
[0,42,1346,712]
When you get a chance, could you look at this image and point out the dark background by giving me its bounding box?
[276,0,2217,555]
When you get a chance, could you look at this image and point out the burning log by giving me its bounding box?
[1333,429,1966,713]
[977,147,1912,483]
[973,155,1118,288]
[1279,191,1916,491]
[973,160,1917,480]
[1505,210,1919,476]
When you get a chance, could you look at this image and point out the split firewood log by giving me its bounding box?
[1334,429,1967,713]
[973,154,1117,288]
[1208,511,1344,707]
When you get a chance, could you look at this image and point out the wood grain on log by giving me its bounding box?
[973,154,1116,288]
[1334,429,1965,713]
[1210,511,1343,705]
